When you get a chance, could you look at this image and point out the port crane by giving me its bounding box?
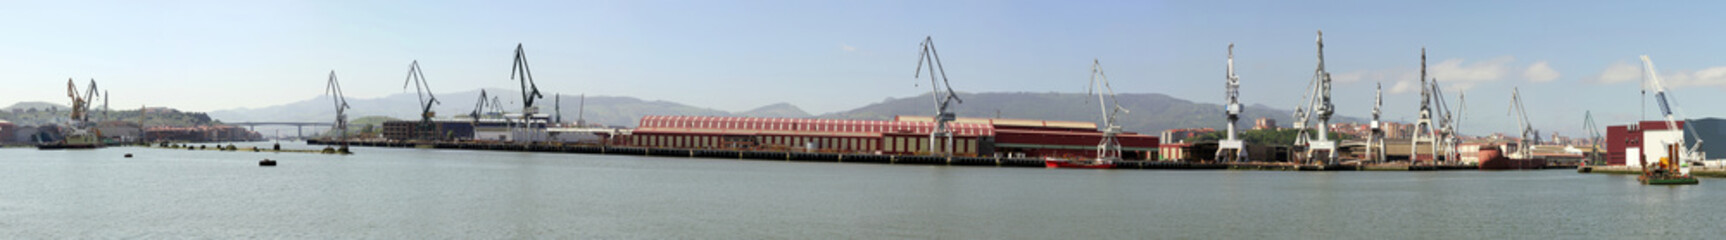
[1507,88,1534,159]
[403,60,440,140]
[1089,59,1128,162]
[511,44,547,143]
[66,78,99,123]
[325,71,350,151]
[1367,82,1386,163]
[1583,111,1602,164]
[1293,31,1338,165]
[1639,55,1704,168]
[58,78,104,145]
[1217,44,1247,162]
[1410,48,1447,164]
[1429,77,1460,163]
[914,36,963,157]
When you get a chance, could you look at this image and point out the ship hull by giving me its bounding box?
[1476,147,1546,170]
[1044,158,1114,169]
[36,143,105,150]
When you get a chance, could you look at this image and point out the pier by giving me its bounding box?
[304,139,1519,171]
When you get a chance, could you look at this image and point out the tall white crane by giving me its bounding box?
[1217,44,1247,162]
[1411,48,1442,164]
[1639,55,1704,167]
[1089,59,1128,162]
[325,70,350,151]
[1297,31,1338,164]
[914,36,963,157]
[1368,82,1386,163]
[1429,78,1458,163]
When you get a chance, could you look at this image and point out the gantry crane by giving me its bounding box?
[1294,31,1338,165]
[914,36,963,157]
[511,44,546,143]
[1429,77,1459,163]
[1217,44,1247,162]
[1089,59,1128,162]
[1507,88,1534,159]
[1583,111,1602,164]
[404,60,440,140]
[325,70,350,152]
[1410,48,1444,164]
[1368,82,1386,163]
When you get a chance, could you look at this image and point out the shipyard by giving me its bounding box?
[7,1,1726,238]
[7,35,1714,178]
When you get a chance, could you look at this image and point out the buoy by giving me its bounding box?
[259,159,277,166]
[124,153,133,158]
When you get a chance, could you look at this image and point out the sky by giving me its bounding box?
[2,0,1723,137]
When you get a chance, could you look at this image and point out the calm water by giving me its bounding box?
[3,142,1723,239]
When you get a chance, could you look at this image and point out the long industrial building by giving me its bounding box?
[627,115,1158,159]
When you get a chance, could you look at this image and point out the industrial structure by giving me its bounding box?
[1217,44,1246,162]
[1087,59,1128,163]
[913,36,964,157]
[509,44,549,143]
[324,71,351,151]
[1292,31,1337,164]
[1602,56,1705,173]
[626,115,1157,159]
[1365,82,1386,162]
[402,60,442,140]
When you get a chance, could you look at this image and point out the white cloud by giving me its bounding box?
[1427,56,1515,92]
[1594,61,1640,84]
[1388,79,1420,94]
[1523,61,1559,82]
[1335,56,1517,93]
[1654,66,1726,89]
[840,43,857,52]
[1594,60,1726,90]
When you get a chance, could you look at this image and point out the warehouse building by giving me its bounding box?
[627,115,1158,159]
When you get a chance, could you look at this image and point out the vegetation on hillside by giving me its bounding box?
[0,107,218,127]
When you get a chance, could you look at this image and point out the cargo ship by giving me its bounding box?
[1477,146,1544,170]
[36,127,104,150]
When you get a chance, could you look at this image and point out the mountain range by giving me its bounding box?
[207,88,1360,134]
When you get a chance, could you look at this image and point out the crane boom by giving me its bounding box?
[1639,55,1704,162]
[914,36,963,156]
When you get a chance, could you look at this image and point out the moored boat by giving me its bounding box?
[1477,147,1545,170]
[1044,157,1114,169]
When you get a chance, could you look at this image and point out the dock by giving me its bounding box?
[304,139,1536,172]
[1578,165,1726,178]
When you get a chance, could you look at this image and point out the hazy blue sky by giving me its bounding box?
[1,0,1722,136]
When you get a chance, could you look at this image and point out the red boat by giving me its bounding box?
[1044,157,1115,169]
[1477,147,1546,170]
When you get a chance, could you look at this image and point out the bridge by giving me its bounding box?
[227,122,334,139]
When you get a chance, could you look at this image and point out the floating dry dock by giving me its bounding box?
[306,139,1518,171]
